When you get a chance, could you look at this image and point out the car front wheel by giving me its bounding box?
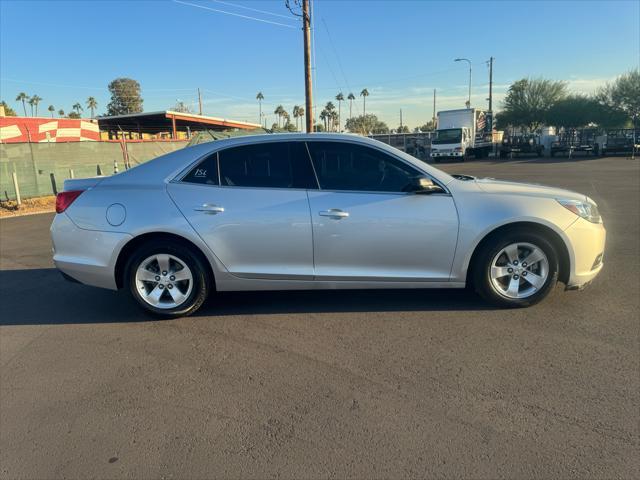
[125,240,210,317]
[473,230,559,307]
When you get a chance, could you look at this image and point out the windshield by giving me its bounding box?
[432,128,462,145]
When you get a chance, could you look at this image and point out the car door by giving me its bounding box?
[306,140,459,281]
[168,141,317,279]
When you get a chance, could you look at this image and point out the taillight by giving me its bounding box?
[55,190,84,213]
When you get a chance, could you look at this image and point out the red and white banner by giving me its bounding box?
[0,117,100,143]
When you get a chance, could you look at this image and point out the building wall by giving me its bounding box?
[0,117,100,143]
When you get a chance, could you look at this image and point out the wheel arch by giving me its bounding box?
[114,231,215,290]
[465,221,571,286]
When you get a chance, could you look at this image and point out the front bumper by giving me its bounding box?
[563,217,606,288]
[50,213,132,290]
[431,151,464,158]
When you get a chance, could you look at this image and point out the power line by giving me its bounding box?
[320,18,351,92]
[210,0,294,20]
[173,0,297,28]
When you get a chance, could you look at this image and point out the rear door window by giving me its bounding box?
[219,142,317,189]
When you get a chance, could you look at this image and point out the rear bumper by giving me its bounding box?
[563,218,606,288]
[50,213,132,290]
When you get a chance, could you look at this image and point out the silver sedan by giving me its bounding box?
[51,134,606,317]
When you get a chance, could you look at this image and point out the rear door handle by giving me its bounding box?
[194,204,224,214]
[319,208,349,219]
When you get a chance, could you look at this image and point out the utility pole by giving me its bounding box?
[432,89,436,126]
[197,88,203,116]
[302,0,313,133]
[488,57,494,112]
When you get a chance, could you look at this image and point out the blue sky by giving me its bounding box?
[1,0,638,128]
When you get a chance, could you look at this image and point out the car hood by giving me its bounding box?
[473,177,588,202]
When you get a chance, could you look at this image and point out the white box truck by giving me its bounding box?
[430,108,493,161]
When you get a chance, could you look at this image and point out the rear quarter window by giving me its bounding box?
[181,154,219,185]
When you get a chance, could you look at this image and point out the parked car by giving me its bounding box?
[500,134,544,158]
[51,134,606,317]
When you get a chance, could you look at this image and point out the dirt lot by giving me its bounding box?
[0,156,638,479]
[0,195,55,218]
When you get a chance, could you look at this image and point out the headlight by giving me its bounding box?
[557,199,602,223]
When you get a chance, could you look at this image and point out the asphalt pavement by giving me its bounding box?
[1,155,638,479]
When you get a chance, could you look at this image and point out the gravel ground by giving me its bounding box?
[0,156,638,479]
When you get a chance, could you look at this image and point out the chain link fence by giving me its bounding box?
[0,141,186,200]
[368,132,435,161]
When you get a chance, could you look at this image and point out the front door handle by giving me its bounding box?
[194,204,224,214]
[319,208,349,219]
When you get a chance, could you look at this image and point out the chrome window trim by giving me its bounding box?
[171,137,450,195]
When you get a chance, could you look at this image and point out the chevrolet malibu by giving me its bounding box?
[51,134,605,317]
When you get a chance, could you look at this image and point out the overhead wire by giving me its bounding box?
[173,0,297,28]
[209,0,295,20]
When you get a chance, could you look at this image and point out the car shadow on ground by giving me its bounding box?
[0,268,492,326]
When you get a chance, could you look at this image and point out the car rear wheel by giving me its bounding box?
[473,230,559,308]
[125,240,210,317]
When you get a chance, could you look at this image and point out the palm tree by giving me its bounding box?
[256,92,264,124]
[58,109,65,117]
[360,88,369,116]
[282,111,290,127]
[33,95,42,116]
[72,102,83,116]
[86,97,98,118]
[330,110,339,132]
[15,92,28,116]
[297,106,304,131]
[274,105,284,127]
[48,105,55,117]
[347,92,355,120]
[335,92,344,131]
[324,102,336,131]
[319,109,329,131]
[292,105,301,131]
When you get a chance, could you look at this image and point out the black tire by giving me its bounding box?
[124,240,210,318]
[472,229,559,308]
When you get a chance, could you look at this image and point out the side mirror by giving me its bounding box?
[406,176,445,194]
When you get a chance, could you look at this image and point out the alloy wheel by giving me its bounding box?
[135,254,193,309]
[489,242,549,299]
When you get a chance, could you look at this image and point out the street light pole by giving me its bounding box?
[454,58,472,108]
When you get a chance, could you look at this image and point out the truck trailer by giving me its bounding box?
[430,108,493,161]
[601,128,640,156]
